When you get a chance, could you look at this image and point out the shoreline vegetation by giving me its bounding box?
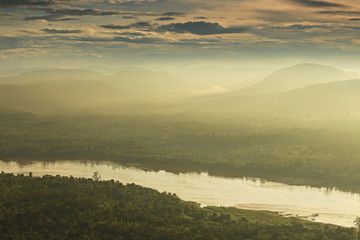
[0,172,357,239]
[1,113,360,193]
[1,157,357,193]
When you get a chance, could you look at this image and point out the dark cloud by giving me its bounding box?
[249,23,360,41]
[111,0,201,14]
[349,18,360,21]
[131,21,152,28]
[194,17,208,19]
[25,15,78,21]
[101,21,153,30]
[43,7,119,16]
[115,32,147,37]
[163,12,184,17]
[118,11,184,17]
[76,36,166,44]
[42,28,82,34]
[290,0,347,8]
[23,7,183,22]
[123,11,184,17]
[155,17,175,21]
[113,36,166,44]
[318,10,360,16]
[74,36,110,42]
[0,0,69,8]
[101,24,131,30]
[157,21,248,35]
[24,7,120,21]
[272,24,330,30]
[123,16,137,19]
[102,21,248,35]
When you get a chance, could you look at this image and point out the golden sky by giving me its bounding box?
[1,0,360,70]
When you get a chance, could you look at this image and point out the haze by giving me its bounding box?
[2,0,360,238]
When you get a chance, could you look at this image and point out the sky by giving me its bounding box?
[1,0,360,72]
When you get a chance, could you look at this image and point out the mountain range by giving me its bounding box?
[0,63,359,117]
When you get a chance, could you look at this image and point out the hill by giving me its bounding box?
[237,63,356,95]
[0,69,200,113]
[0,69,109,85]
[267,79,360,116]
[0,80,120,113]
[0,69,197,104]
[189,79,360,117]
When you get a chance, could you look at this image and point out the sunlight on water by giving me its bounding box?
[1,160,358,228]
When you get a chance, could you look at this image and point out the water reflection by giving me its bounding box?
[0,160,358,228]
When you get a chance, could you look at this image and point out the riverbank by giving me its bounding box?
[3,156,359,194]
[1,160,359,227]
[0,172,356,240]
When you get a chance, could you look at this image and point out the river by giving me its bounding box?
[0,160,359,228]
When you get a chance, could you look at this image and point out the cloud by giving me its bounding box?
[131,21,152,27]
[123,16,137,19]
[290,0,347,8]
[271,24,331,30]
[109,0,203,13]
[163,12,184,17]
[42,28,82,33]
[71,34,225,47]
[157,21,248,35]
[318,10,360,16]
[119,11,184,17]
[0,0,69,8]
[3,0,360,63]
[76,35,167,44]
[23,6,184,22]
[43,7,119,16]
[101,21,153,30]
[115,31,147,36]
[24,6,121,21]
[101,24,131,30]
[130,11,184,17]
[112,36,167,44]
[25,15,78,21]
[101,21,248,35]
[101,21,249,35]
[155,17,175,21]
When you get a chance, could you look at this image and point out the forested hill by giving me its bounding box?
[0,173,355,240]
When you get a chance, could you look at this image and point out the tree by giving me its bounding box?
[355,217,360,229]
[354,217,360,240]
[92,172,101,181]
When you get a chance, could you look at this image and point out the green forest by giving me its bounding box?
[0,172,356,240]
[1,113,360,192]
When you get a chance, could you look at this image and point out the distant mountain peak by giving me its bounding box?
[237,63,355,95]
